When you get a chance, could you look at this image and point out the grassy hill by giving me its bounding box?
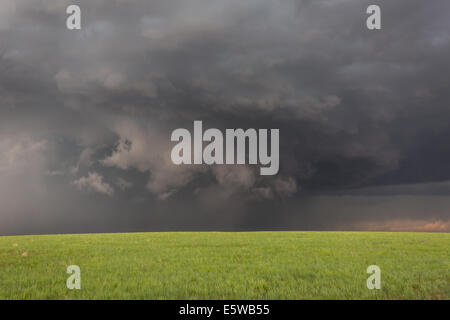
[0,231,448,299]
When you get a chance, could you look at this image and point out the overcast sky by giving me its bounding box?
[1,0,449,235]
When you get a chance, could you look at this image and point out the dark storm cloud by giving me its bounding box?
[0,0,449,235]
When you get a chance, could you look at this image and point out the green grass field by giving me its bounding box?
[0,231,448,299]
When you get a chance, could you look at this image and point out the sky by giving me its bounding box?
[0,0,449,235]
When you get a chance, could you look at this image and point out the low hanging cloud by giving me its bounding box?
[73,172,114,196]
[99,119,298,200]
[100,120,205,199]
[209,166,298,200]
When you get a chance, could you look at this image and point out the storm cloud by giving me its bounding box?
[0,0,449,235]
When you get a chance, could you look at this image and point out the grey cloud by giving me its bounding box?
[1,0,450,234]
[73,171,115,196]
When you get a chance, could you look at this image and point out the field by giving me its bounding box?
[0,231,448,299]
